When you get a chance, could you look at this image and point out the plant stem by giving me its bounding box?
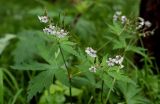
[87,96,93,104]
[58,42,72,104]
[101,80,104,104]
[100,67,105,104]
[0,68,3,104]
[105,78,116,104]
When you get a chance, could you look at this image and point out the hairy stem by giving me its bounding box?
[58,42,72,104]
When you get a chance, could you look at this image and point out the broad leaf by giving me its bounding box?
[27,68,57,101]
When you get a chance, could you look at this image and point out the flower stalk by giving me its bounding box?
[58,42,72,104]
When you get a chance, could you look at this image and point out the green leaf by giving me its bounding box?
[72,76,91,88]
[0,34,15,55]
[101,54,108,67]
[75,18,96,40]
[108,70,136,85]
[55,68,69,86]
[108,23,122,35]
[11,89,23,104]
[64,86,82,96]
[12,31,45,64]
[49,84,64,94]
[27,69,56,101]
[125,46,147,58]
[61,44,79,57]
[118,82,150,104]
[11,62,51,71]
[37,42,59,65]
[105,36,126,49]
[62,41,76,46]
[103,74,114,89]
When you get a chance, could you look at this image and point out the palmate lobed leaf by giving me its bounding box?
[117,82,150,104]
[26,59,60,101]
[12,31,45,64]
[27,68,57,101]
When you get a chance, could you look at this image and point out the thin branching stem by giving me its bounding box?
[100,67,105,104]
[58,42,72,104]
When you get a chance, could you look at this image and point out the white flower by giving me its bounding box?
[138,17,144,25]
[42,25,68,38]
[113,15,118,21]
[106,55,124,68]
[121,16,127,24]
[113,11,122,21]
[43,27,53,35]
[144,21,152,28]
[114,55,124,64]
[89,66,97,73]
[56,29,68,38]
[136,17,145,30]
[85,47,97,58]
[106,58,115,67]
[38,16,48,23]
[48,24,57,35]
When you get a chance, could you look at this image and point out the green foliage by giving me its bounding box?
[39,81,82,104]
[118,82,150,104]
[12,31,45,64]
[27,69,55,101]
[107,69,135,85]
[0,0,159,104]
[0,34,15,55]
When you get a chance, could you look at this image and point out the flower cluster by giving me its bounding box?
[85,47,97,58]
[136,17,156,37]
[89,66,97,73]
[38,15,68,38]
[113,11,127,24]
[43,25,68,38]
[106,55,124,69]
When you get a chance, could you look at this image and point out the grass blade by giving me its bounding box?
[0,68,3,104]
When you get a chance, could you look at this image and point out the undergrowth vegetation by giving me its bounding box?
[0,0,160,104]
